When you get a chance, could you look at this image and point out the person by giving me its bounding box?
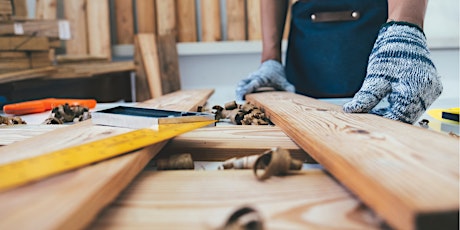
[235,0,443,124]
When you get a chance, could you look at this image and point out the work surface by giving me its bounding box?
[0,89,458,230]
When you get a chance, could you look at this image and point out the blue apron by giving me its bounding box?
[285,0,388,98]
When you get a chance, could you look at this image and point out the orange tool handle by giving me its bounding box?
[3,98,97,115]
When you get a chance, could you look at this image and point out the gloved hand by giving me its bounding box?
[235,60,295,101]
[343,22,443,124]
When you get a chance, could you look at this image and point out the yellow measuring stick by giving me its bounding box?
[0,120,215,192]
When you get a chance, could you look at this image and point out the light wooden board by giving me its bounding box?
[114,0,134,45]
[159,125,313,162]
[176,0,197,42]
[64,0,88,55]
[246,92,460,230]
[35,0,57,19]
[0,89,214,230]
[155,0,176,36]
[134,33,181,99]
[90,170,383,229]
[0,20,61,38]
[226,0,246,41]
[12,0,28,17]
[50,60,134,79]
[246,0,261,40]
[0,36,50,51]
[200,0,221,41]
[0,125,64,146]
[87,0,111,60]
[135,0,156,34]
[0,66,55,84]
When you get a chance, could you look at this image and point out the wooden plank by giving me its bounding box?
[114,0,134,44]
[200,0,221,41]
[175,0,197,42]
[135,0,156,34]
[134,33,181,99]
[0,66,55,84]
[246,92,460,230]
[0,36,50,51]
[133,35,152,101]
[0,0,13,15]
[12,0,28,17]
[0,20,63,38]
[64,0,88,55]
[159,125,312,162]
[35,0,57,19]
[156,33,181,94]
[50,61,135,79]
[155,0,176,36]
[0,125,64,146]
[226,0,246,41]
[0,89,214,230]
[246,0,261,40]
[90,170,383,229]
[87,0,111,60]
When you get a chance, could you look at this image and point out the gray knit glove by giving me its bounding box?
[236,60,295,101]
[343,22,443,124]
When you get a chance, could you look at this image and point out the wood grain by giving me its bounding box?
[0,125,64,146]
[0,66,55,84]
[246,0,261,40]
[114,0,134,44]
[0,89,214,230]
[12,0,28,17]
[134,33,181,99]
[176,0,197,42]
[200,0,221,41]
[135,0,156,34]
[159,125,313,162]
[87,0,111,60]
[64,0,88,55]
[226,0,246,41]
[155,0,176,36]
[0,36,50,51]
[35,0,57,19]
[246,91,460,230]
[90,170,383,229]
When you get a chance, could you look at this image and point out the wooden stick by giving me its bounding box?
[246,0,261,40]
[155,0,176,36]
[35,0,57,19]
[135,0,156,34]
[246,91,459,230]
[0,89,214,230]
[114,0,134,44]
[200,0,221,41]
[226,0,246,41]
[175,0,197,42]
[64,0,88,55]
[87,0,111,60]
[159,125,313,162]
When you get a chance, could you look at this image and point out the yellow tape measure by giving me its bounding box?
[0,120,215,192]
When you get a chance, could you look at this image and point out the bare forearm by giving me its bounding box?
[260,0,289,63]
[388,0,427,28]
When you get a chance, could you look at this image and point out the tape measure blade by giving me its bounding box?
[0,120,215,192]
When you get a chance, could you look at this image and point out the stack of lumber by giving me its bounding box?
[0,0,69,75]
[0,0,12,21]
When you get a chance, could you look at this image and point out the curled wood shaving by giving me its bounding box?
[43,103,91,124]
[0,115,26,125]
[220,206,264,230]
[212,101,272,126]
[253,147,303,181]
